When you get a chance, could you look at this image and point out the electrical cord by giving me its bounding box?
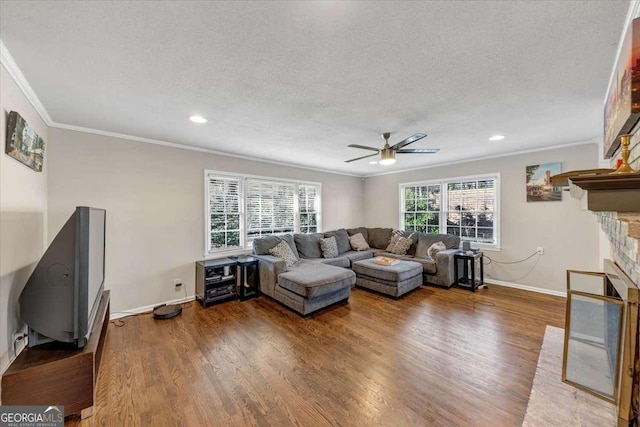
[109,284,194,327]
[485,252,540,282]
[466,294,496,310]
[483,251,539,265]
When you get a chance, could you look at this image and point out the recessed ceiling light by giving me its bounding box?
[189,115,207,124]
[369,161,378,164]
[489,134,505,141]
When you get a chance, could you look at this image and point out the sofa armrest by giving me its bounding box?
[253,254,287,297]
[431,249,460,288]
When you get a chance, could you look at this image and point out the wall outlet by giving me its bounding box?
[12,331,27,356]
[537,247,544,255]
[174,279,182,291]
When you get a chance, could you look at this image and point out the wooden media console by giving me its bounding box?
[1,290,110,419]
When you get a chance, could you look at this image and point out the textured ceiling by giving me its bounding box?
[0,1,630,176]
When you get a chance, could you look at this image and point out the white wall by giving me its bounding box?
[363,143,601,294]
[0,65,48,374]
[47,128,364,314]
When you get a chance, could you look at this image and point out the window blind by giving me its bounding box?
[208,175,243,250]
[246,179,296,238]
[206,171,322,254]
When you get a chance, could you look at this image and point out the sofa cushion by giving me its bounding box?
[278,262,355,299]
[315,257,351,268]
[254,234,299,259]
[347,227,368,242]
[407,256,437,275]
[349,233,370,251]
[340,250,373,266]
[268,241,298,268]
[320,236,339,258]
[294,233,324,259]
[416,233,460,257]
[367,228,393,249]
[324,229,350,254]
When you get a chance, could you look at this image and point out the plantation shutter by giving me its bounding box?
[208,175,243,251]
[246,179,296,238]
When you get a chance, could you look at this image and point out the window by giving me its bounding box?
[205,171,321,254]
[400,174,499,248]
[207,176,242,251]
[246,180,296,238]
[299,184,320,234]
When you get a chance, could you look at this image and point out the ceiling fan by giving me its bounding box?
[345,132,439,165]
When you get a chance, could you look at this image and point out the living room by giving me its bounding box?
[1,1,639,426]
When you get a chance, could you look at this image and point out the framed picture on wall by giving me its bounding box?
[5,110,45,172]
[526,162,562,202]
[603,17,640,159]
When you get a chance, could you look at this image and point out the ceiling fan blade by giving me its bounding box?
[391,133,427,150]
[344,153,378,163]
[348,144,381,152]
[396,148,440,154]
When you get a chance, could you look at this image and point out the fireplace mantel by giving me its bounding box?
[570,172,640,211]
[551,171,640,211]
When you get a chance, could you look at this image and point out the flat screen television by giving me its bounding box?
[20,206,106,349]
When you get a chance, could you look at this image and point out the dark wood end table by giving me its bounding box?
[454,251,486,292]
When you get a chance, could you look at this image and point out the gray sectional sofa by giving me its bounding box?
[252,227,461,316]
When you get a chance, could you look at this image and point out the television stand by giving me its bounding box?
[1,290,110,419]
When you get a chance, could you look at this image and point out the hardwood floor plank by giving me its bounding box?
[67,284,564,426]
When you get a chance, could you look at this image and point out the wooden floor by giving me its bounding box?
[69,284,565,427]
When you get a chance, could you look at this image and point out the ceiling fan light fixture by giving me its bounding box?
[379,148,396,165]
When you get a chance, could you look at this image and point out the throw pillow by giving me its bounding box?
[320,236,339,258]
[269,241,298,268]
[349,233,370,251]
[386,234,413,255]
[324,229,350,254]
[427,241,447,259]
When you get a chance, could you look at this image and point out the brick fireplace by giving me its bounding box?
[592,142,639,426]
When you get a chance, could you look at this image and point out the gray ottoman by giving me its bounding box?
[352,258,423,298]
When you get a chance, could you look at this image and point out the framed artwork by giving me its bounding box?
[5,111,45,172]
[526,162,562,202]
[603,17,640,159]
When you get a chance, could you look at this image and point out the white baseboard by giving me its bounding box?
[486,279,567,297]
[110,295,196,320]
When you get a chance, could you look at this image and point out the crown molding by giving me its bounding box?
[52,122,362,178]
[362,140,598,178]
[0,39,53,125]
[1,39,360,178]
[0,39,605,180]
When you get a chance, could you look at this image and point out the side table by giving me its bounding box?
[231,255,260,301]
[454,251,486,292]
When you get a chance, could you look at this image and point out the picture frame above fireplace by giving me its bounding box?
[603,17,640,159]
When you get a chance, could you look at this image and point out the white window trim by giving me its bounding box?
[399,172,501,251]
[204,170,322,257]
